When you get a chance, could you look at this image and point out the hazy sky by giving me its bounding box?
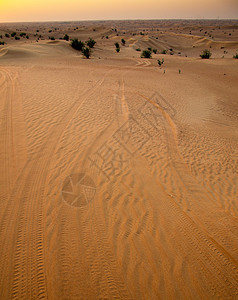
[0,0,237,22]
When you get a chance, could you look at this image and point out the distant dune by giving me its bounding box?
[0,20,238,299]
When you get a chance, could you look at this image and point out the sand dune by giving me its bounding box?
[0,20,238,299]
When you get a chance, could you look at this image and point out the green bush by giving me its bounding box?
[63,34,69,41]
[71,39,84,51]
[157,58,164,66]
[233,53,238,59]
[20,32,26,37]
[15,36,20,40]
[0,41,5,45]
[148,47,152,51]
[115,42,120,52]
[5,33,10,38]
[153,49,157,54]
[121,38,125,45]
[26,35,29,39]
[11,32,16,37]
[141,50,152,58]
[87,38,96,48]
[200,49,211,59]
[82,47,91,58]
[49,36,55,40]
[136,48,141,51]
[161,49,167,54]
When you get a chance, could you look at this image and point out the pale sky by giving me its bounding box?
[0,0,237,22]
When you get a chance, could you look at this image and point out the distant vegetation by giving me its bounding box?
[121,38,125,45]
[5,34,10,38]
[161,49,167,54]
[200,49,212,59]
[0,41,5,45]
[82,47,91,59]
[87,38,96,48]
[71,39,85,51]
[157,58,164,66]
[71,39,94,58]
[11,32,16,37]
[15,36,20,40]
[153,49,157,54]
[233,53,238,59]
[63,34,69,41]
[20,32,26,37]
[49,36,55,40]
[136,48,141,51]
[115,42,120,53]
[141,50,152,58]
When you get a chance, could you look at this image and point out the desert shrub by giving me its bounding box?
[153,49,157,54]
[0,35,2,39]
[157,58,164,66]
[161,49,167,54]
[179,69,181,74]
[136,48,141,51]
[15,36,20,40]
[0,41,5,45]
[49,30,52,33]
[141,50,152,58]
[82,47,91,58]
[148,47,152,51]
[106,36,108,39]
[71,39,84,51]
[87,38,96,48]
[20,32,26,37]
[200,49,211,59]
[5,33,10,38]
[233,53,238,59]
[121,38,125,45]
[26,35,29,39]
[63,34,69,41]
[115,42,120,52]
[11,32,16,37]
[49,36,55,40]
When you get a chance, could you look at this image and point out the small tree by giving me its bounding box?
[161,49,167,54]
[82,47,91,59]
[11,32,16,37]
[121,38,125,45]
[141,50,152,58]
[115,42,120,52]
[71,39,84,51]
[158,58,164,66]
[200,49,211,59]
[87,38,96,48]
[233,53,238,59]
[63,34,69,41]
[153,49,157,54]
[5,33,10,38]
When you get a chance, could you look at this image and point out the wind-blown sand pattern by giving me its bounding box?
[0,20,238,299]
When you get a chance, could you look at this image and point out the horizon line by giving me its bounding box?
[0,17,238,24]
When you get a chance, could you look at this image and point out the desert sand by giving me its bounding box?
[0,20,238,299]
